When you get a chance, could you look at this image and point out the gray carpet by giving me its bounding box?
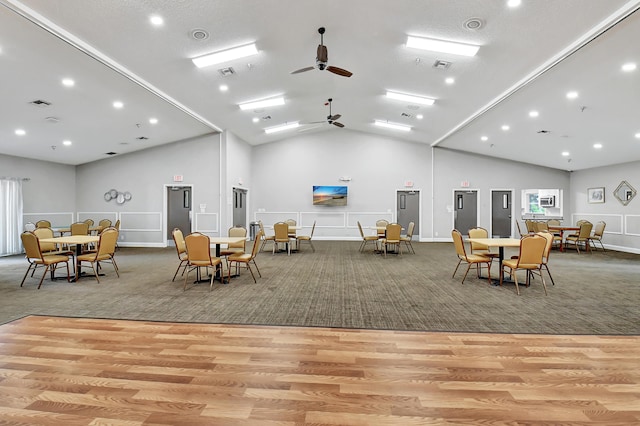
[1,240,639,335]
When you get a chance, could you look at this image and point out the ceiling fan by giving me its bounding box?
[302,98,345,129]
[291,27,353,77]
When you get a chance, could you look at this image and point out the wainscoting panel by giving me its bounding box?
[572,213,623,234]
[23,212,74,228]
[195,212,218,235]
[625,215,640,236]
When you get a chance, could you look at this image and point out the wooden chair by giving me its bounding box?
[375,219,389,239]
[183,232,222,291]
[501,234,547,295]
[76,227,120,283]
[468,227,498,277]
[20,231,70,289]
[35,220,51,228]
[296,221,316,252]
[273,222,293,255]
[227,230,263,283]
[451,229,492,285]
[171,228,188,281]
[98,218,112,232]
[357,221,378,252]
[401,221,416,254]
[381,223,402,257]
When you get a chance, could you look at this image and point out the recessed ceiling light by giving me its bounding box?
[192,43,258,68]
[445,77,455,85]
[63,140,72,146]
[566,91,578,99]
[62,78,75,87]
[561,151,570,156]
[507,0,522,7]
[406,36,479,57]
[386,91,435,106]
[593,143,602,149]
[501,125,510,131]
[149,118,158,124]
[416,114,424,120]
[219,84,229,92]
[238,97,284,111]
[374,120,411,132]
[622,62,637,72]
[15,129,26,136]
[481,136,489,141]
[113,101,124,109]
[529,110,539,117]
[252,117,260,123]
[149,15,164,26]
[264,122,299,134]
[635,132,640,139]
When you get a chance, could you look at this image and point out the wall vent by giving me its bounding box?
[29,99,52,107]
[433,60,452,69]
[218,67,235,76]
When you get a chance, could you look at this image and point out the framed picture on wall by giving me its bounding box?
[587,187,605,204]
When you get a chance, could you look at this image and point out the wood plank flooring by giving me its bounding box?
[0,316,638,425]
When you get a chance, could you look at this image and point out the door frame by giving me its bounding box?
[451,188,480,233]
[163,184,193,247]
[395,188,421,241]
[490,188,514,237]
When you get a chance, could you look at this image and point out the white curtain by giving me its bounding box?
[1,178,24,256]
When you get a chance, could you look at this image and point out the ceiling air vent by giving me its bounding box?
[136,136,149,140]
[105,152,117,156]
[218,67,235,76]
[44,116,60,123]
[29,99,52,107]
[433,60,452,69]
[401,112,412,118]
[537,130,551,134]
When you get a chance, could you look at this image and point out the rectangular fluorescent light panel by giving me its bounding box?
[406,36,479,57]
[238,97,285,111]
[374,120,411,132]
[192,43,258,68]
[265,122,299,134]
[386,91,435,106]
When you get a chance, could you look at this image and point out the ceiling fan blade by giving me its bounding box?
[332,121,345,128]
[329,114,341,121]
[326,66,353,77]
[291,66,315,75]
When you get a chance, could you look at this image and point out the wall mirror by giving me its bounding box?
[613,180,636,206]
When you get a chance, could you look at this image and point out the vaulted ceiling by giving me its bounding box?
[1,0,639,170]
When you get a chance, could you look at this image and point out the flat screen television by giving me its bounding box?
[313,185,347,206]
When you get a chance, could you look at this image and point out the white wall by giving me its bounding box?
[570,160,640,252]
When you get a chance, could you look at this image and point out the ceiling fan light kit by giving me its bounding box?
[291,27,353,77]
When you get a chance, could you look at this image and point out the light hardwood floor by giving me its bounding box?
[0,316,639,425]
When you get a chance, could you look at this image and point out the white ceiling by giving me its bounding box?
[1,0,639,170]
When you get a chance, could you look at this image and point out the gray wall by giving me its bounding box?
[75,134,221,246]
[1,153,76,226]
[432,148,571,240]
[7,129,640,252]
[250,129,432,239]
[570,160,640,253]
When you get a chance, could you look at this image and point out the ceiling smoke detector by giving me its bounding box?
[190,29,210,41]
[463,18,484,30]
